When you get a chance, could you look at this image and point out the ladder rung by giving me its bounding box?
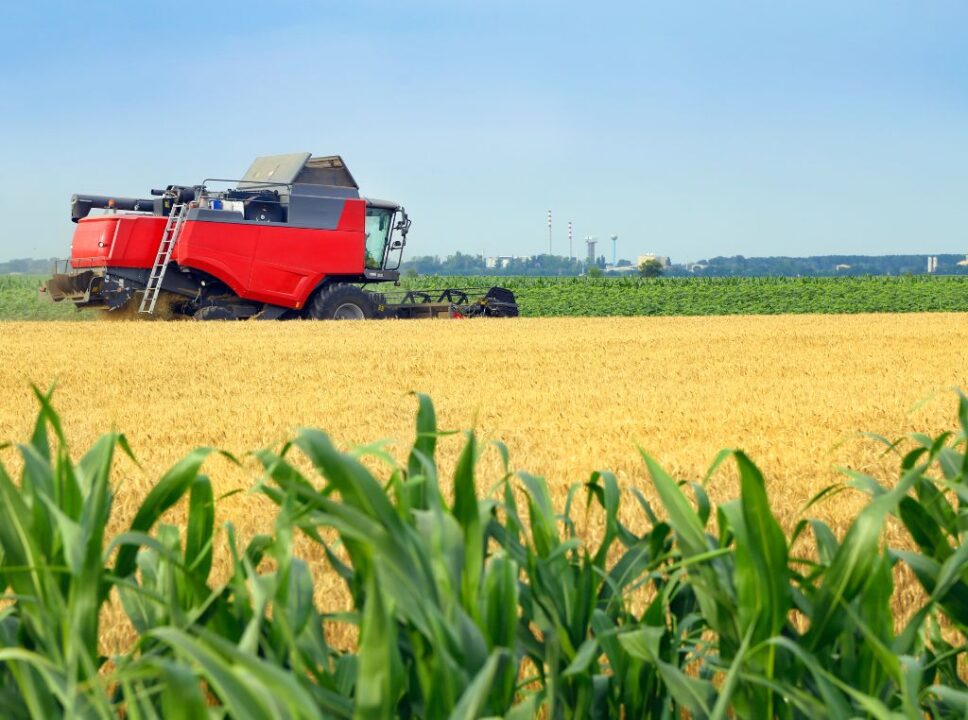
[140,203,187,315]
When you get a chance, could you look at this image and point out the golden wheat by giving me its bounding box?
[1,313,967,651]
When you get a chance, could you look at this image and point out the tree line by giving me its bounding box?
[3,252,966,278]
[400,252,968,277]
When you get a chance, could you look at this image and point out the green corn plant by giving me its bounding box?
[4,387,968,717]
[878,395,968,714]
[0,386,136,717]
[631,399,968,719]
[0,389,349,718]
[493,467,681,718]
[256,394,529,718]
[637,447,912,718]
[112,463,356,718]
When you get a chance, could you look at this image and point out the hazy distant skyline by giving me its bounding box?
[1,0,965,263]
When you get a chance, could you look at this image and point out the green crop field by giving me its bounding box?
[406,274,968,316]
[4,272,968,319]
[0,275,87,321]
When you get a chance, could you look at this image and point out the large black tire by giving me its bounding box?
[307,284,374,320]
[193,305,236,321]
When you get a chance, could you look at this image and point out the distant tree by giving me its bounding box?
[400,255,443,275]
[639,259,664,278]
[587,265,604,278]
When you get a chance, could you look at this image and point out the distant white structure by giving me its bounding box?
[607,265,639,275]
[637,254,671,268]
[485,255,532,269]
[957,255,968,267]
[835,264,852,271]
[928,256,939,273]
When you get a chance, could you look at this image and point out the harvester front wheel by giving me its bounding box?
[307,284,374,320]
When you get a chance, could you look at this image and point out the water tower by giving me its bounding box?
[610,235,618,265]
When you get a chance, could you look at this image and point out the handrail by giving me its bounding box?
[200,178,293,190]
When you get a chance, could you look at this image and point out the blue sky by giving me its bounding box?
[1,1,965,263]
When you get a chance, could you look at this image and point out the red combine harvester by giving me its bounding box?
[43,153,517,320]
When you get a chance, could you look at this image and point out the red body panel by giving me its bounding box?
[70,216,168,269]
[68,200,367,309]
[174,200,366,308]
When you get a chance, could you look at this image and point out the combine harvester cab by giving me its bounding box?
[42,153,518,321]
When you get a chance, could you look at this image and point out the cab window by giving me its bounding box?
[365,208,393,269]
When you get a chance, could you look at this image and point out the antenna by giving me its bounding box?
[547,210,552,255]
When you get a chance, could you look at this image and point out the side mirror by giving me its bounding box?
[394,210,411,237]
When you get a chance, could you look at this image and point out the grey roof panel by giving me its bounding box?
[240,153,312,187]
[239,153,359,190]
[295,156,358,189]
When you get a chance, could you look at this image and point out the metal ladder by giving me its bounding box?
[139,202,188,314]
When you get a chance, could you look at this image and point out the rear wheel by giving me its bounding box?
[307,284,374,320]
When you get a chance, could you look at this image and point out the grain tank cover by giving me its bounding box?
[239,153,359,189]
[296,156,359,189]
[240,153,310,187]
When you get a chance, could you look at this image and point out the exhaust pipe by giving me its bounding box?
[71,194,156,222]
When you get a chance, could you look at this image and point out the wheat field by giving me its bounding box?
[1,314,967,651]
